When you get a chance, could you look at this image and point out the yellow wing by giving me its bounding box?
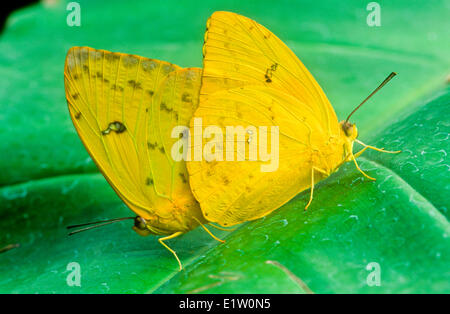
[188,86,339,226]
[64,47,203,234]
[200,11,339,136]
[187,12,344,226]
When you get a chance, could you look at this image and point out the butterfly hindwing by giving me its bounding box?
[149,67,203,202]
[64,47,202,227]
[187,12,344,226]
[188,86,331,226]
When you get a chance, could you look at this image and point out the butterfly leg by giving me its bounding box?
[354,146,370,158]
[193,217,225,243]
[351,154,376,181]
[305,167,328,210]
[158,232,184,271]
[208,223,237,232]
[355,139,401,154]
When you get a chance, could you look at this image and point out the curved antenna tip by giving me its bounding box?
[345,72,398,123]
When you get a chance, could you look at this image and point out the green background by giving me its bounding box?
[0,0,448,293]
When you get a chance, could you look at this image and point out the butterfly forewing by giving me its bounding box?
[187,86,326,226]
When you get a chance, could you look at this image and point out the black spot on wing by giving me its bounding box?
[101,121,126,135]
[264,63,278,83]
[111,84,124,91]
[179,173,187,183]
[128,80,142,89]
[160,102,173,113]
[147,142,157,150]
[181,93,192,103]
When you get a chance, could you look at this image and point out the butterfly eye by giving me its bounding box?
[340,121,354,137]
[134,216,147,230]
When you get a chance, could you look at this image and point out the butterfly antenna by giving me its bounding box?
[345,72,397,123]
[0,243,20,253]
[67,217,135,236]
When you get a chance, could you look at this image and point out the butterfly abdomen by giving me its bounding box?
[130,198,206,236]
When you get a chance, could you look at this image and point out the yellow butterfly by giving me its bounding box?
[187,11,399,227]
[64,47,224,270]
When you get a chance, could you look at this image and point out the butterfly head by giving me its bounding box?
[340,121,358,141]
[339,121,359,165]
[132,216,154,236]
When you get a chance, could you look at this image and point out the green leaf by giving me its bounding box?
[365,89,450,219]
[0,0,448,293]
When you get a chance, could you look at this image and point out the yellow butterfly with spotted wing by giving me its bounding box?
[64,47,224,270]
[187,11,399,227]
